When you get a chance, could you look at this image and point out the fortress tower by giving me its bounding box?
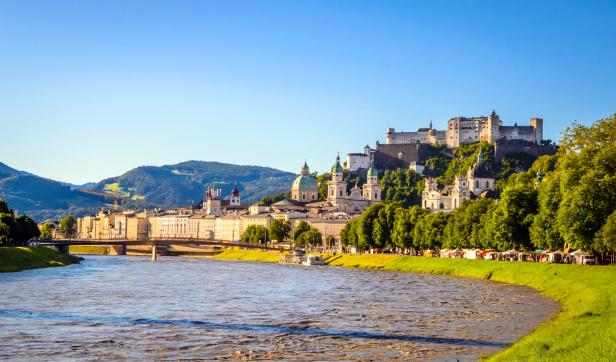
[530,117,543,143]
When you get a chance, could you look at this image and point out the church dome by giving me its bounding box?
[292,161,318,191]
[367,157,378,177]
[468,147,493,178]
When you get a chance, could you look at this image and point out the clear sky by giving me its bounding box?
[1,0,615,184]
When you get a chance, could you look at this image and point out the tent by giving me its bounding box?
[547,250,564,263]
[570,249,595,265]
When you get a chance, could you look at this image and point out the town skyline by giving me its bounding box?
[1,0,615,184]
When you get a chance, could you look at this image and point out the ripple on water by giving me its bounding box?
[0,255,558,361]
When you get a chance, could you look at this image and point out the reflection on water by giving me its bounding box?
[0,255,558,361]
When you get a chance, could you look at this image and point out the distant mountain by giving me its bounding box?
[89,161,296,209]
[0,160,295,222]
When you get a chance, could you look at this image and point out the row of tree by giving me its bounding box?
[0,199,40,246]
[341,114,616,254]
[239,219,327,249]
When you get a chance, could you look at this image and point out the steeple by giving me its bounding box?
[429,119,433,130]
[231,181,239,197]
[331,153,343,174]
[230,181,241,206]
[477,147,485,165]
[300,160,310,176]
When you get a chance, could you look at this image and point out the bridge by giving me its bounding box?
[38,238,287,261]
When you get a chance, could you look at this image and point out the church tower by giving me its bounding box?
[362,156,381,202]
[230,182,241,206]
[327,154,347,205]
[204,186,222,216]
[482,110,501,144]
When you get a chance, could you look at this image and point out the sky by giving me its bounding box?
[0,0,615,184]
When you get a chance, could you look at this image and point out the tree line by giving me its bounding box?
[240,219,326,249]
[341,114,616,255]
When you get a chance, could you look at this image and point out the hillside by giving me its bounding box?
[90,161,296,209]
[0,161,296,222]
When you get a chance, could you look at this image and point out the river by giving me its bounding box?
[0,255,558,361]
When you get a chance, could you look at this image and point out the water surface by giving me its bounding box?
[0,255,558,361]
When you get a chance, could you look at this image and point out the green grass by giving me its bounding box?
[69,245,109,255]
[0,247,82,273]
[327,254,616,361]
[213,248,283,263]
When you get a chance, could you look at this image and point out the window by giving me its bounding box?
[330,190,333,196]
[302,194,305,200]
[454,199,457,208]
[374,193,378,199]
[440,203,444,209]
[340,190,343,197]
[486,180,490,188]
[475,180,479,188]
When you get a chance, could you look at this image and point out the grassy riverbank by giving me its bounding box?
[0,247,82,273]
[214,249,616,361]
[68,245,109,255]
[213,248,282,263]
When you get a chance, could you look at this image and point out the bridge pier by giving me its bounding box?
[108,244,127,256]
[151,245,157,262]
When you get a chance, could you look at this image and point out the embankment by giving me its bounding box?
[214,249,616,361]
[0,247,82,273]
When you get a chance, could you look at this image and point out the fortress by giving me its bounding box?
[385,110,543,148]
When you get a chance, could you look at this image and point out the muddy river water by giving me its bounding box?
[0,255,558,361]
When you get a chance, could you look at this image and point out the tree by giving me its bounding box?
[293,221,311,241]
[240,225,268,244]
[258,192,290,206]
[0,199,10,214]
[595,210,616,253]
[325,235,337,249]
[59,215,77,239]
[39,223,55,240]
[269,219,291,242]
[0,222,10,245]
[295,228,322,248]
[391,206,426,252]
[443,198,495,249]
[530,171,564,249]
[412,211,451,251]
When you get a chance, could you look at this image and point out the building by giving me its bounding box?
[291,161,318,202]
[345,145,374,172]
[326,154,381,214]
[386,111,543,148]
[422,148,495,211]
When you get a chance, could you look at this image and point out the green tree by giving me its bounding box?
[0,199,10,214]
[530,171,564,249]
[240,225,268,243]
[59,215,77,239]
[595,210,616,253]
[296,228,322,248]
[391,206,426,252]
[0,222,10,245]
[293,220,311,241]
[269,219,291,242]
[442,198,495,249]
[317,173,331,200]
[39,223,55,240]
[412,211,451,251]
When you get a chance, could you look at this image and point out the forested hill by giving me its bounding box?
[90,161,296,210]
[0,161,295,222]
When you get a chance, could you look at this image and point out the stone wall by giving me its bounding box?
[493,139,558,161]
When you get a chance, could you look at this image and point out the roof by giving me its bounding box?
[367,157,378,177]
[272,198,303,207]
[469,163,493,178]
[479,189,500,199]
[305,201,332,208]
[231,182,240,197]
[292,174,318,191]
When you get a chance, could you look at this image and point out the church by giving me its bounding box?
[285,156,381,215]
[421,148,495,211]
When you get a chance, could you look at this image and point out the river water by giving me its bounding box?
[0,255,558,361]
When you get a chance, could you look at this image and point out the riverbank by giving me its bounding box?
[0,247,82,273]
[213,248,282,262]
[68,245,109,255]
[214,249,616,361]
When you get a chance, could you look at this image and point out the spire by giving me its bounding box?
[429,119,433,130]
[477,147,485,165]
[331,153,343,174]
[491,109,497,117]
[301,160,310,176]
[232,181,239,197]
[367,155,378,178]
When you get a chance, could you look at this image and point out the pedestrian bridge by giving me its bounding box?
[38,238,286,261]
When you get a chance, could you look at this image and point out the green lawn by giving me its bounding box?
[213,248,283,263]
[69,245,110,255]
[0,247,82,272]
[215,249,616,361]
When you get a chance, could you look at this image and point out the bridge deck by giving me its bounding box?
[38,239,286,251]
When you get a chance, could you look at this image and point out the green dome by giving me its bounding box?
[292,175,318,191]
[367,166,378,177]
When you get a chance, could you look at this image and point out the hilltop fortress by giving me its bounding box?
[345,111,555,172]
[385,110,543,148]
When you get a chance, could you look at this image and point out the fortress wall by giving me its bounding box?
[494,139,558,161]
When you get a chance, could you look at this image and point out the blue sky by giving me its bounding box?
[1,0,615,184]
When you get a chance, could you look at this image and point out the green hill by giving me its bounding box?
[0,161,295,222]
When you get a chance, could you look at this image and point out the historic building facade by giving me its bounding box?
[385,111,543,148]
[422,148,495,211]
[327,154,381,214]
